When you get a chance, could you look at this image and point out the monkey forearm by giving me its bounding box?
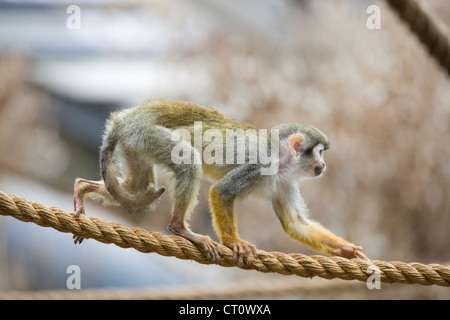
[209,187,239,243]
[209,186,258,266]
[285,220,353,256]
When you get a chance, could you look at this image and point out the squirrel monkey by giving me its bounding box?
[73,99,367,265]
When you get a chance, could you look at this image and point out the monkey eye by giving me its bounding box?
[303,148,313,155]
[319,149,323,156]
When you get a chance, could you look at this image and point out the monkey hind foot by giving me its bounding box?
[168,221,223,264]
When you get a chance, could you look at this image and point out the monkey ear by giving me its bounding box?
[287,134,304,157]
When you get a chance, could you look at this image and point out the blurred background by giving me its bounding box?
[0,0,449,299]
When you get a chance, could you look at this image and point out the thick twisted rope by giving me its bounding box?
[0,191,449,287]
[385,0,450,76]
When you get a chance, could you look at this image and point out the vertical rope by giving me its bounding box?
[385,0,450,76]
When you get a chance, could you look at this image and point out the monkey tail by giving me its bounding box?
[99,125,129,208]
[99,120,164,213]
[99,124,117,188]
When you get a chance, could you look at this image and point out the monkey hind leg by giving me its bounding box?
[73,178,118,244]
[167,175,223,264]
[73,178,117,218]
[119,183,166,215]
[116,148,166,214]
[161,148,222,264]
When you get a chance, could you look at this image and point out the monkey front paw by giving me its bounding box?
[332,245,369,260]
[223,239,259,267]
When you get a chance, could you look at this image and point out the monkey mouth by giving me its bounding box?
[314,167,323,176]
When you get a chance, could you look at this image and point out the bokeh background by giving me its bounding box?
[0,0,449,299]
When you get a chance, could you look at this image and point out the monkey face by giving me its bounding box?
[299,144,327,178]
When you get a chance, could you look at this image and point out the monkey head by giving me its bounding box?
[274,123,329,179]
